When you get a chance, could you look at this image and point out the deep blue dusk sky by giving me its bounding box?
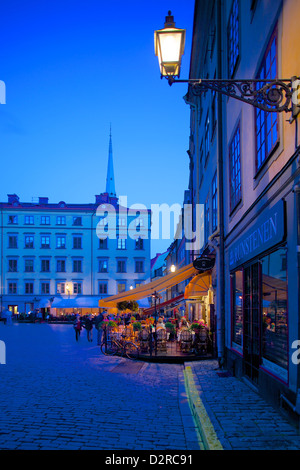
[0,0,195,257]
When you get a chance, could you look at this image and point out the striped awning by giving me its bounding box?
[184,271,212,299]
[99,263,197,309]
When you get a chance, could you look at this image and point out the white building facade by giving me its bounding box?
[0,134,151,317]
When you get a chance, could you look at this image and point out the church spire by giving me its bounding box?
[106,124,116,197]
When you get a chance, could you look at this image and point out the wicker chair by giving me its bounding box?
[180,330,193,352]
[156,328,167,352]
[139,328,150,353]
[194,328,208,354]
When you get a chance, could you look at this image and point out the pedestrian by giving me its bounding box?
[95,311,104,345]
[85,314,94,342]
[73,314,82,341]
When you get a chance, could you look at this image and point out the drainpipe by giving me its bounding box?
[217,0,226,367]
[1,207,3,314]
[295,183,300,391]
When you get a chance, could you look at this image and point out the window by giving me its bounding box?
[200,140,204,187]
[24,215,34,225]
[204,195,210,244]
[228,0,239,77]
[99,282,108,295]
[262,248,288,371]
[117,259,127,273]
[117,282,126,294]
[41,216,50,225]
[24,259,34,273]
[256,30,278,171]
[8,282,17,294]
[56,216,66,225]
[135,260,144,273]
[73,283,82,294]
[57,283,65,294]
[41,236,50,248]
[8,235,18,248]
[41,259,50,272]
[117,238,126,250]
[73,216,82,226]
[231,269,243,347]
[212,172,218,232]
[8,215,18,224]
[135,238,144,250]
[73,236,82,249]
[41,282,50,294]
[135,281,143,288]
[135,217,144,228]
[205,113,210,164]
[25,282,34,294]
[118,217,126,226]
[56,259,66,272]
[99,238,108,249]
[211,71,217,134]
[99,259,108,273]
[229,124,242,211]
[25,236,34,249]
[56,235,66,249]
[73,259,82,273]
[8,259,18,272]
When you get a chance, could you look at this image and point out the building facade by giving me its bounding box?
[185,0,300,421]
[0,134,151,317]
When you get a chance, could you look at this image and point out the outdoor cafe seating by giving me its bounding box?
[102,315,212,359]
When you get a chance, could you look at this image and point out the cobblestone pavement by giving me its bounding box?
[187,360,300,450]
[0,323,201,450]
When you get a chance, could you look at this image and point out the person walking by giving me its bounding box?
[73,314,82,341]
[85,314,94,342]
[95,311,104,345]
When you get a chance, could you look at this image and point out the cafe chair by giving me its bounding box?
[180,330,193,352]
[156,328,167,352]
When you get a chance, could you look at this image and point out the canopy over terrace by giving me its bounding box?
[184,272,212,299]
[98,263,197,309]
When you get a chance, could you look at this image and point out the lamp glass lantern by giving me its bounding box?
[154,11,186,78]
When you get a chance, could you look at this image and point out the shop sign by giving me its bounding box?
[193,256,215,272]
[228,200,285,270]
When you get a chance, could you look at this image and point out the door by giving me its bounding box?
[243,263,261,384]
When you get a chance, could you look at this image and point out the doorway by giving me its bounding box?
[243,262,261,384]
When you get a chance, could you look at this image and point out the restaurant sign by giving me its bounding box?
[228,200,285,270]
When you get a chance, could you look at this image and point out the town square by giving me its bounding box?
[1,0,300,457]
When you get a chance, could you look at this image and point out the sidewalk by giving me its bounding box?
[184,360,300,450]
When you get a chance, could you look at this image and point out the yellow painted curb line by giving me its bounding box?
[184,366,223,451]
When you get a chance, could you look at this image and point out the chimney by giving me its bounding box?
[39,197,49,205]
[7,194,19,204]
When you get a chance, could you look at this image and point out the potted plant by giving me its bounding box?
[132,321,142,332]
[165,321,176,341]
[190,320,207,333]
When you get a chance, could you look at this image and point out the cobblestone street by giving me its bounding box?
[1,323,300,452]
[0,323,200,450]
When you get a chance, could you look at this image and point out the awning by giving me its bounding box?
[39,298,51,308]
[184,271,212,299]
[99,263,197,308]
[142,293,184,315]
[51,297,102,308]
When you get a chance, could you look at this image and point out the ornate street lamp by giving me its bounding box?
[154,11,186,79]
[155,12,300,116]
